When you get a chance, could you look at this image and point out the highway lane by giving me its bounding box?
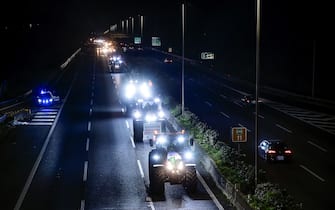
[0,48,88,209]
[84,56,149,209]
[123,49,334,210]
[6,46,224,210]
[0,126,50,210]
[19,49,95,210]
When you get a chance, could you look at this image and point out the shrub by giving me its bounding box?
[170,104,301,209]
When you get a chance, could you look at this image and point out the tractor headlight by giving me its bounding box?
[140,83,151,99]
[158,110,165,118]
[145,113,157,122]
[177,136,185,143]
[152,154,161,161]
[166,161,184,171]
[177,161,184,170]
[133,110,142,119]
[157,136,167,145]
[184,151,194,160]
[125,84,136,99]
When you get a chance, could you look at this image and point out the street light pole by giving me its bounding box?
[255,0,261,187]
[312,40,316,97]
[181,3,185,115]
[140,15,144,38]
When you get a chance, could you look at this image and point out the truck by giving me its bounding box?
[148,131,197,195]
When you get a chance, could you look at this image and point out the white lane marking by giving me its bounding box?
[34,115,56,119]
[205,101,212,107]
[300,165,325,182]
[86,138,90,152]
[14,69,77,210]
[91,92,94,97]
[220,112,230,119]
[238,123,251,132]
[307,141,327,152]
[137,160,144,178]
[89,108,92,117]
[196,171,225,210]
[220,94,227,99]
[32,119,54,122]
[130,136,136,148]
[26,122,53,126]
[83,161,88,182]
[146,196,155,210]
[40,108,58,111]
[125,120,129,129]
[87,121,91,132]
[90,99,93,106]
[35,112,57,115]
[80,200,85,210]
[275,124,292,133]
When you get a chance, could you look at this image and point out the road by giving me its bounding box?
[0,46,224,210]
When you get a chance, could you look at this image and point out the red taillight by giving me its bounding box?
[267,150,276,154]
[284,150,292,154]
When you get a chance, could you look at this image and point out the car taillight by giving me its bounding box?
[267,150,276,154]
[284,150,292,154]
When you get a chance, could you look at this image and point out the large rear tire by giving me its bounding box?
[133,120,143,142]
[149,151,165,195]
[184,166,197,193]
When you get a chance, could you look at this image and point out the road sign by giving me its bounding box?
[201,52,215,60]
[134,37,141,44]
[152,37,161,47]
[231,127,247,142]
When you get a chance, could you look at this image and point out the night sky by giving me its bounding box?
[1,1,333,100]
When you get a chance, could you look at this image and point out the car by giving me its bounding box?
[241,95,255,104]
[164,57,173,63]
[257,139,293,162]
[35,89,60,106]
[240,94,263,106]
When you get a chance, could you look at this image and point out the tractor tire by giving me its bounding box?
[133,120,143,142]
[149,157,165,195]
[149,167,165,195]
[184,166,197,193]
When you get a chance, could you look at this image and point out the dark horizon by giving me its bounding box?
[1,1,333,101]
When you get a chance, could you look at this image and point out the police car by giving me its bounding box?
[36,89,60,106]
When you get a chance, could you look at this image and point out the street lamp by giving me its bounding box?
[312,40,316,97]
[255,0,261,187]
[181,3,185,115]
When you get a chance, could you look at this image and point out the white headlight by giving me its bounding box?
[157,136,167,144]
[133,110,142,119]
[152,154,160,161]
[125,84,136,99]
[177,136,185,143]
[140,83,151,98]
[184,151,193,160]
[158,111,165,118]
[145,114,157,122]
